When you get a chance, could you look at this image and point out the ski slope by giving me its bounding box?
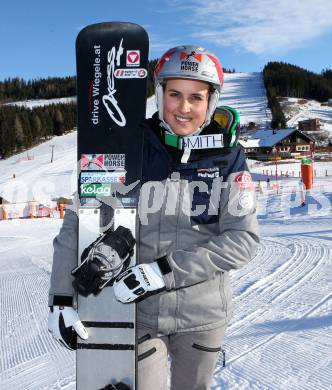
[6,96,76,109]
[281,97,332,136]
[220,72,271,127]
[0,132,77,204]
[0,73,331,389]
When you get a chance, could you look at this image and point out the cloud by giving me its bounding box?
[149,33,181,56]
[171,0,332,55]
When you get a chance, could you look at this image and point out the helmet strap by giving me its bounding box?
[204,90,220,127]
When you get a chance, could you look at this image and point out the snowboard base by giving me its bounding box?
[77,208,137,390]
[75,21,148,390]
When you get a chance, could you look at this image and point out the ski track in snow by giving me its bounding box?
[0,220,75,390]
[211,202,332,389]
[0,188,331,390]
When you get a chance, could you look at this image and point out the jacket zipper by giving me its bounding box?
[175,178,184,248]
[192,343,221,353]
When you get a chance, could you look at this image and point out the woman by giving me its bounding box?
[48,45,259,390]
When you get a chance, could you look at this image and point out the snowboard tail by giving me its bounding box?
[75,22,148,390]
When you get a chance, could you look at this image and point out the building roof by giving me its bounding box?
[238,128,310,148]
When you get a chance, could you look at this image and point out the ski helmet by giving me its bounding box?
[154,45,224,133]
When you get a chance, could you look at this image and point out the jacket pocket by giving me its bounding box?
[219,272,232,320]
[176,275,226,330]
[192,343,221,353]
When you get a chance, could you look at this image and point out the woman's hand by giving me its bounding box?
[48,305,88,350]
[113,263,166,303]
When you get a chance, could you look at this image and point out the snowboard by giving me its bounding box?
[73,22,148,390]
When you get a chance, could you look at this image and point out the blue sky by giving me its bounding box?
[1,0,332,81]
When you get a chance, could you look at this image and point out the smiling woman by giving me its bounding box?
[163,78,210,135]
[154,45,223,136]
[49,43,259,390]
[126,45,259,390]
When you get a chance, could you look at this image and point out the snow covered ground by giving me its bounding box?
[6,97,76,109]
[0,174,331,389]
[281,97,332,136]
[213,174,332,389]
[1,73,331,389]
[0,131,77,204]
[220,72,271,127]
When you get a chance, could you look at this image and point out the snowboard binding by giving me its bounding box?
[72,225,136,296]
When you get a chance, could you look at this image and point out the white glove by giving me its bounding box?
[113,262,166,303]
[48,306,88,350]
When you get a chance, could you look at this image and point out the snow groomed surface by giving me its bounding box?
[1,178,331,389]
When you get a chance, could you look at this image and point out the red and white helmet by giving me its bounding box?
[154,45,224,132]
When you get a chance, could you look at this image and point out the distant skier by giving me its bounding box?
[299,178,306,206]
[48,45,259,390]
[266,177,270,189]
[258,180,263,193]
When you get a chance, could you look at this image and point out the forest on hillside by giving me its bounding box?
[0,61,235,102]
[8,60,332,153]
[0,103,76,158]
[0,77,76,103]
[0,62,154,158]
[263,62,332,128]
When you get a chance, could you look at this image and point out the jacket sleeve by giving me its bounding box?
[48,208,78,306]
[162,148,260,290]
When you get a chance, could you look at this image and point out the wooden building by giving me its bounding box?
[239,128,314,160]
[298,118,320,132]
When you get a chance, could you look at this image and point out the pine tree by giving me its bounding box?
[14,115,25,149]
[54,108,64,135]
